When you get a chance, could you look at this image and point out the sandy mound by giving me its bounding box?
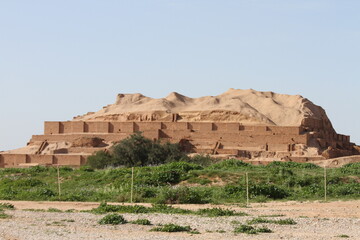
[74,88,329,126]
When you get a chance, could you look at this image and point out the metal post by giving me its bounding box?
[246,172,249,207]
[57,165,61,197]
[324,166,327,202]
[130,167,134,203]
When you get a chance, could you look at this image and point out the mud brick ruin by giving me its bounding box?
[1,89,358,168]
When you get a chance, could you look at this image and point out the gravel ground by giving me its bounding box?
[0,200,359,240]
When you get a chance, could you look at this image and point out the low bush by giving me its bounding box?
[0,203,14,210]
[155,187,209,204]
[150,224,191,232]
[234,224,272,234]
[98,214,127,225]
[130,219,152,225]
[195,208,248,217]
[249,184,289,199]
[247,217,296,225]
[87,133,186,169]
[206,159,251,171]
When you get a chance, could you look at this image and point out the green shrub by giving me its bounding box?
[267,161,319,169]
[0,212,11,219]
[234,224,272,234]
[340,162,360,175]
[155,187,208,204]
[98,214,127,225]
[92,202,149,214]
[0,203,15,210]
[47,208,62,212]
[88,133,185,169]
[195,208,248,217]
[87,151,114,169]
[234,225,257,234]
[249,184,289,199]
[257,226,272,233]
[130,219,152,225]
[150,224,191,232]
[247,217,296,225]
[206,159,250,170]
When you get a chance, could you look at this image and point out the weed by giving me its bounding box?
[150,224,191,232]
[234,224,272,234]
[257,226,272,233]
[259,214,285,218]
[247,217,296,225]
[130,219,152,225]
[98,214,127,225]
[47,208,62,212]
[234,225,257,234]
[0,212,11,219]
[195,208,248,217]
[0,203,15,210]
[336,234,350,238]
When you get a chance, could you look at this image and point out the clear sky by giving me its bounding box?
[0,0,359,150]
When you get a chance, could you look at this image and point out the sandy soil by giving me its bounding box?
[74,88,328,126]
[0,200,358,240]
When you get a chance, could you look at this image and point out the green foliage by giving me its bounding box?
[195,208,248,217]
[267,161,319,169]
[336,234,350,238]
[257,226,273,233]
[250,184,289,199]
[0,212,11,219]
[47,208,62,212]
[339,162,360,175]
[87,151,114,169]
[130,219,152,225]
[0,156,359,204]
[234,225,257,234]
[206,159,251,170]
[0,203,14,210]
[234,224,272,234]
[150,224,191,232]
[87,133,185,169]
[91,202,191,215]
[98,214,127,225]
[155,186,210,204]
[247,217,297,225]
[92,202,149,214]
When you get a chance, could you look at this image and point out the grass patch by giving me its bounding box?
[259,214,285,218]
[0,212,11,219]
[130,219,152,225]
[150,224,192,232]
[0,157,359,204]
[0,203,15,210]
[234,224,272,234]
[336,234,350,238]
[47,208,62,212]
[98,214,127,225]
[247,217,297,225]
[195,208,248,217]
[90,202,247,217]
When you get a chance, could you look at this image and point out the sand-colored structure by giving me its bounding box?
[1,89,358,168]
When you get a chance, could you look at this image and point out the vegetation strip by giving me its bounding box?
[247,217,297,225]
[89,202,248,217]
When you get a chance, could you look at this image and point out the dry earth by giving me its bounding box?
[0,200,359,240]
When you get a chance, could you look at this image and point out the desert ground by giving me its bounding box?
[0,200,359,240]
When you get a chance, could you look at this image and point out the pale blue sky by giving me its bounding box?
[0,0,359,150]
